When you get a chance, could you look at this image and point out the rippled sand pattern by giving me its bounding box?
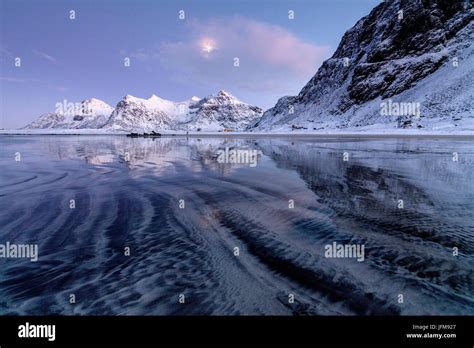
[0,136,473,315]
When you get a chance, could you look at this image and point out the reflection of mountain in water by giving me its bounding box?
[257,139,474,310]
[0,136,473,315]
[38,137,263,176]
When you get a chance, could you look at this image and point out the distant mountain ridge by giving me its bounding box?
[24,98,114,129]
[24,90,263,132]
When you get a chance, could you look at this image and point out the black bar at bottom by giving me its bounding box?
[0,316,472,346]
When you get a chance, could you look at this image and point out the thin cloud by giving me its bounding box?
[132,16,331,94]
[55,86,68,92]
[0,76,26,82]
[0,47,13,58]
[0,76,67,92]
[32,49,57,63]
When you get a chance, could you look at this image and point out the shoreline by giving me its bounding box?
[1,129,474,139]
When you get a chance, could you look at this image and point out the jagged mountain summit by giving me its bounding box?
[251,0,474,132]
[24,98,114,129]
[102,94,195,131]
[103,90,262,131]
[25,90,262,132]
[178,90,263,131]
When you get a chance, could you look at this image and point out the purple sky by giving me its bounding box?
[0,0,381,128]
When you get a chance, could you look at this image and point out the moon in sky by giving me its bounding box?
[200,38,217,55]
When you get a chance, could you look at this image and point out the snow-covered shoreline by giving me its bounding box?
[1,128,474,138]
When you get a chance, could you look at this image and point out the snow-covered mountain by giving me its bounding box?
[24,98,114,129]
[103,90,262,132]
[178,90,263,131]
[25,91,262,132]
[102,94,193,131]
[251,0,474,132]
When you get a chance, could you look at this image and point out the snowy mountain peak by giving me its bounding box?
[148,94,169,102]
[214,90,240,103]
[97,90,262,132]
[23,98,114,129]
[80,98,114,116]
[84,97,109,104]
[24,89,262,132]
[217,89,232,97]
[180,90,262,131]
[122,94,141,103]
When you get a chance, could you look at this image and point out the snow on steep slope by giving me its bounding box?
[24,98,114,129]
[251,0,474,132]
[102,94,194,132]
[178,90,263,131]
[102,90,261,132]
[25,91,261,132]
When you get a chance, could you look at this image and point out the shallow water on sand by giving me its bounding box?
[0,135,473,315]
